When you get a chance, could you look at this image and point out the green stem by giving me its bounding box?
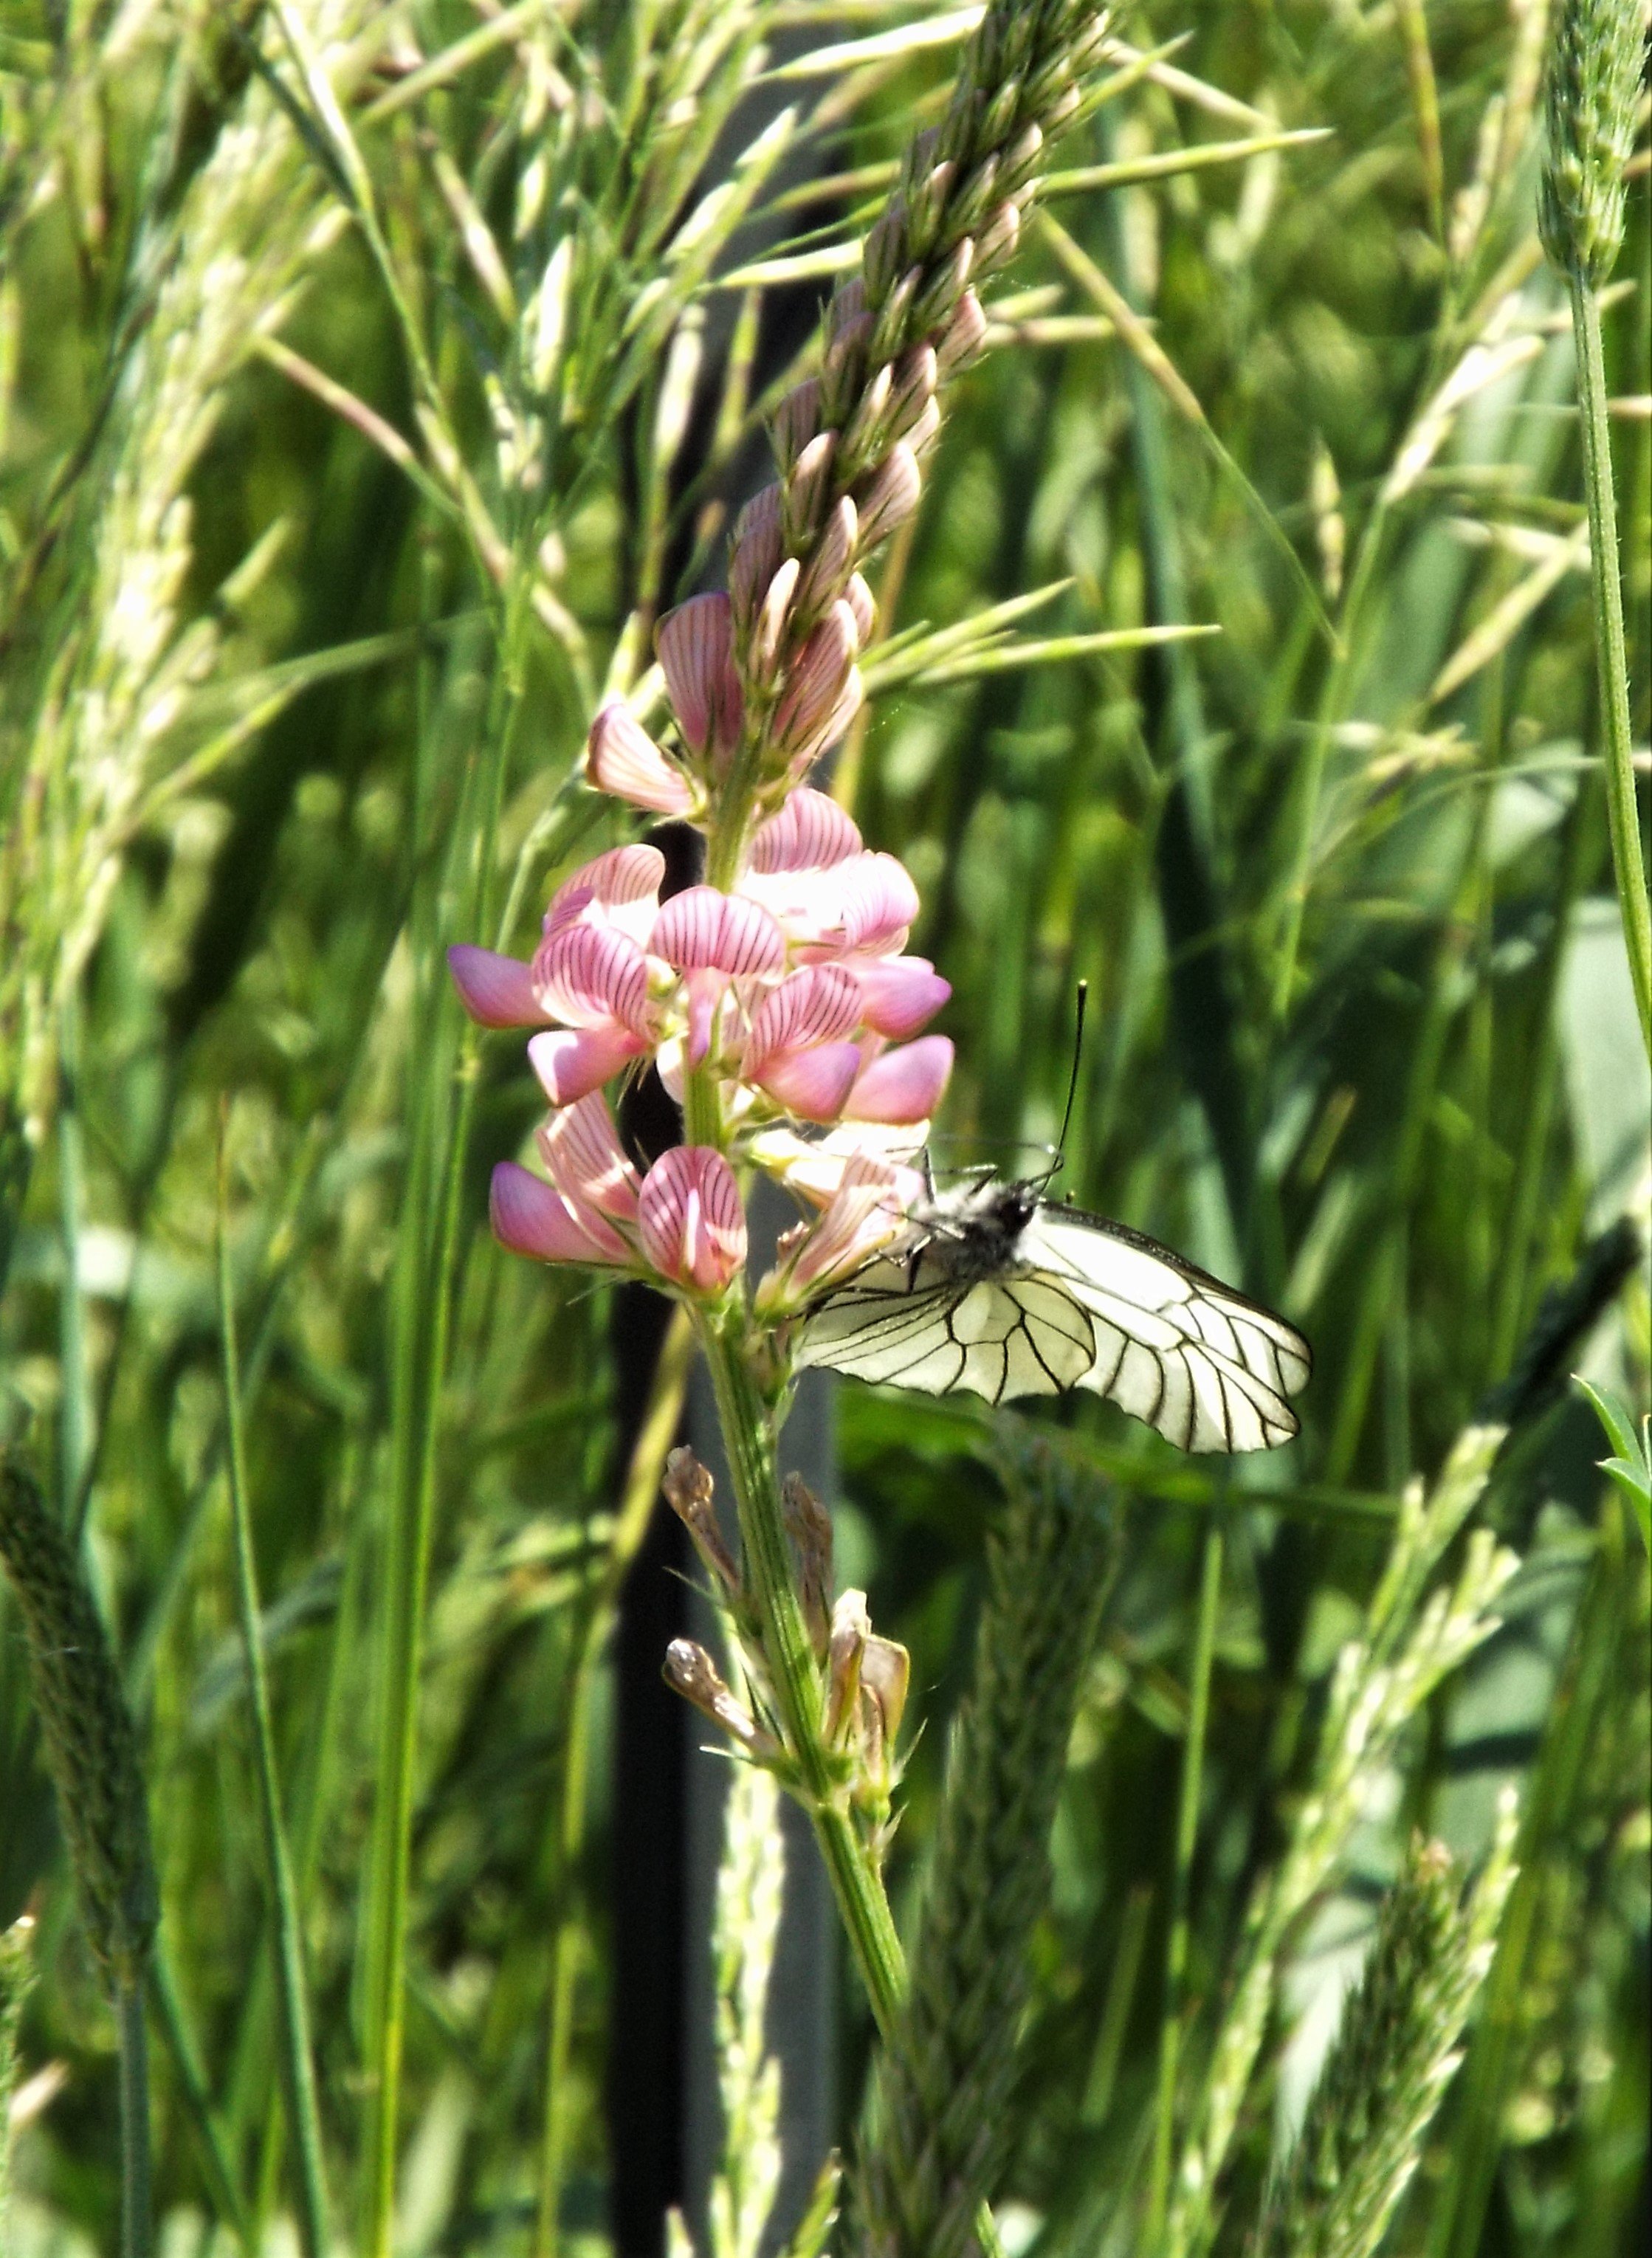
[149,1947,250,2246]
[696,1315,909,2026]
[218,1169,331,2258]
[363,570,528,2256]
[1148,1521,1224,2249]
[117,1978,154,2258]
[1569,272,1651,1062]
[695,1314,1007,2255]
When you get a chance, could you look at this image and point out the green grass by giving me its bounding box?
[0,2,1646,2254]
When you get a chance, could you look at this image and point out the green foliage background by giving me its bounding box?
[0,1,1646,2253]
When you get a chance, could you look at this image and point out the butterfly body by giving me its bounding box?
[795,1179,1312,1453]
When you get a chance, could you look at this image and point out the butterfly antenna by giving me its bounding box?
[1054,980,1088,1176]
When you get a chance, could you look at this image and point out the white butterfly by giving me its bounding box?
[793,1177,1312,1453]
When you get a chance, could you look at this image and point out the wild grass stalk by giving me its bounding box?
[851,1436,1115,2254]
[216,1129,331,2257]
[0,1456,156,2257]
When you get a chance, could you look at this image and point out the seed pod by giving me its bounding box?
[782,1473,834,1658]
[663,1639,774,1757]
[663,1446,740,1596]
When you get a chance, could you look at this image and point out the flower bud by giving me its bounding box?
[783,430,838,545]
[973,199,1021,275]
[867,265,921,362]
[773,601,858,754]
[864,202,909,305]
[773,376,822,474]
[855,443,922,550]
[1538,0,1642,285]
[794,495,859,621]
[936,289,988,378]
[999,120,1045,194]
[730,483,783,639]
[844,572,876,647]
[912,236,974,335]
[748,556,801,689]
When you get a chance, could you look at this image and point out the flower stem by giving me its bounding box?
[1569,272,1651,1062]
[117,1977,154,2258]
[696,1315,907,2030]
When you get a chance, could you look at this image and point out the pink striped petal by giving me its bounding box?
[684,967,723,1067]
[537,1094,640,1219]
[657,593,744,763]
[749,788,861,874]
[744,965,864,1078]
[784,669,864,780]
[850,956,951,1038]
[490,1162,632,1266]
[650,887,785,978]
[528,1023,649,1105]
[760,1153,910,1309]
[586,703,697,816]
[638,1147,747,1294]
[447,946,551,1029]
[545,844,666,943]
[533,922,653,1032]
[773,602,858,751]
[756,1042,864,1123]
[847,1035,954,1123]
[839,853,921,954]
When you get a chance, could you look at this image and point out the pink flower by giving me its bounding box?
[847,1035,954,1123]
[743,965,865,1123]
[651,887,788,980]
[448,945,554,1030]
[537,1095,642,1219]
[490,1163,633,1267]
[756,1153,913,1315]
[528,1023,650,1106]
[586,701,698,816]
[850,954,950,1037]
[543,844,664,948]
[638,1147,747,1293]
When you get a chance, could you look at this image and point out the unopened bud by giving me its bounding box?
[973,199,1021,276]
[858,1634,910,1753]
[730,484,783,638]
[783,430,838,545]
[839,360,894,472]
[912,236,974,336]
[867,266,921,363]
[749,555,801,687]
[821,308,873,427]
[774,601,858,751]
[936,289,988,378]
[904,396,943,461]
[828,279,867,339]
[864,202,909,305]
[855,442,922,550]
[782,1473,834,1656]
[844,572,876,646]
[773,377,822,475]
[999,120,1045,195]
[794,495,859,620]
[906,159,957,260]
[663,1446,739,1594]
[980,74,1026,148]
[948,151,1002,238]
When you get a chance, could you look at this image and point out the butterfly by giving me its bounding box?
[793,1175,1312,1453]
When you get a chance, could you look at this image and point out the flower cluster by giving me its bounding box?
[450,593,949,1304]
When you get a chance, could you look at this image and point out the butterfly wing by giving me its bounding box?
[1022,1208,1311,1451]
[794,1252,1097,1405]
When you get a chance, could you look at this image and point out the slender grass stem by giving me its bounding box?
[217,1139,331,2258]
[117,1977,153,2258]
[149,1947,250,2246]
[535,1308,697,2258]
[363,571,530,2256]
[1147,1521,1223,2248]
[1568,274,1651,1060]
[58,999,91,1540]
